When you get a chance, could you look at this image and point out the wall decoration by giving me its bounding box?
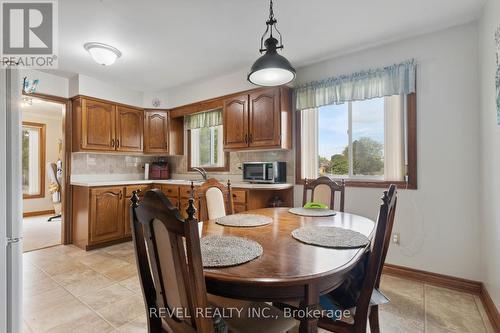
[496,25,500,124]
[151,97,161,108]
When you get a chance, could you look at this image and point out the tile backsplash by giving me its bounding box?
[71,150,295,183]
[71,153,156,175]
[166,150,295,180]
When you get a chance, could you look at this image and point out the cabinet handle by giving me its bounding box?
[249,134,253,143]
[244,134,248,144]
[116,139,120,148]
[111,139,115,147]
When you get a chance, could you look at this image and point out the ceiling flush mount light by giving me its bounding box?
[84,42,122,66]
[248,0,295,87]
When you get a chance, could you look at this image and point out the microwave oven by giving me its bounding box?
[242,162,286,183]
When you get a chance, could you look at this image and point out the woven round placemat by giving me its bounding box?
[291,226,370,249]
[288,207,337,217]
[200,235,263,268]
[215,214,272,227]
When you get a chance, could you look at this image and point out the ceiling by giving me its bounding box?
[54,0,485,92]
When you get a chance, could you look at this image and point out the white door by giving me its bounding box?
[0,67,23,333]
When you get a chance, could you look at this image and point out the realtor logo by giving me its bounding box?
[1,0,58,68]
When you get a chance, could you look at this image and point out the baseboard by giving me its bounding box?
[383,264,500,332]
[23,209,56,218]
[480,284,500,333]
[383,263,482,294]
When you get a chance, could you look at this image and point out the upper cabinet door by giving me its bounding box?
[223,94,249,149]
[81,99,116,150]
[144,111,169,154]
[248,88,281,148]
[116,106,143,152]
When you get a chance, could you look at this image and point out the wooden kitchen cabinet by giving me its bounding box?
[116,106,143,152]
[223,87,291,151]
[89,187,124,245]
[144,110,169,154]
[223,94,249,149]
[72,96,145,153]
[124,184,151,236]
[78,98,116,151]
[144,110,184,155]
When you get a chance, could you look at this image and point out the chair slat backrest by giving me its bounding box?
[352,185,397,331]
[303,177,345,211]
[195,178,234,221]
[131,189,214,333]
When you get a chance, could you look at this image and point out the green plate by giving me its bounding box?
[303,202,329,209]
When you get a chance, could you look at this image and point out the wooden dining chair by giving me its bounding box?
[195,178,234,221]
[318,185,398,333]
[303,177,345,211]
[130,189,297,333]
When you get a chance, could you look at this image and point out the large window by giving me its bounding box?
[297,94,417,188]
[22,122,46,198]
[187,109,229,171]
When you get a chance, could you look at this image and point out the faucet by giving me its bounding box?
[192,167,208,181]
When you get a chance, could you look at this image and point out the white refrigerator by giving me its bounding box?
[0,66,23,333]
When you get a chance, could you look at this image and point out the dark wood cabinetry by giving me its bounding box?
[223,87,291,151]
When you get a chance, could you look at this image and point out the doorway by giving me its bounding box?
[21,97,66,252]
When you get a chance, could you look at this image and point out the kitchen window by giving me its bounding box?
[297,94,417,188]
[22,122,46,198]
[186,109,229,172]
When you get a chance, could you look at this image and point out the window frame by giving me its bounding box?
[187,127,230,172]
[295,93,417,189]
[22,121,46,199]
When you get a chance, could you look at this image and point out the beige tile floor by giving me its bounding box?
[23,214,61,252]
[22,242,495,333]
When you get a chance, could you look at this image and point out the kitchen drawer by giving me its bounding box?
[232,189,247,204]
[233,204,247,214]
[161,185,179,198]
[179,185,195,198]
[125,184,151,197]
[166,196,179,208]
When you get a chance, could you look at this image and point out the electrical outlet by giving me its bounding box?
[392,233,400,245]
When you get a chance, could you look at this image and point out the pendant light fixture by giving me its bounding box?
[248,0,296,86]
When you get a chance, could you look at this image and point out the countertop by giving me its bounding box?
[70,179,294,190]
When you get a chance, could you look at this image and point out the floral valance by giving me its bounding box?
[294,59,416,110]
[185,109,222,130]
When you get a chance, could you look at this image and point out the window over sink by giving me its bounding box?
[186,109,229,172]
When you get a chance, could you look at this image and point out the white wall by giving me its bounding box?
[296,23,482,281]
[156,23,482,281]
[22,108,64,213]
[19,69,69,98]
[69,74,144,107]
[143,69,254,109]
[478,0,500,309]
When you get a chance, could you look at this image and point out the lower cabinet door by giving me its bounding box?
[90,187,124,244]
[124,199,132,237]
[233,204,247,213]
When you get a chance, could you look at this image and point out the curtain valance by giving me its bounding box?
[294,59,416,110]
[185,109,222,129]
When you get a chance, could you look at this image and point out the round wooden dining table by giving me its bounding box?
[201,207,375,333]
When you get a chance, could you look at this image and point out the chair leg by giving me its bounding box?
[369,305,380,333]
